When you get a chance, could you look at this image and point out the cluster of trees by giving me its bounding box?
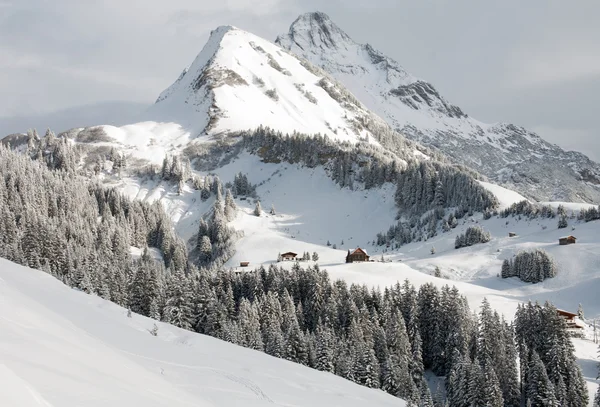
[160,154,193,193]
[454,226,491,249]
[195,187,237,268]
[239,126,403,191]
[379,163,496,248]
[394,163,495,216]
[500,200,556,220]
[0,144,188,292]
[229,172,257,198]
[515,302,589,406]
[501,249,557,283]
[193,175,224,202]
[137,262,524,406]
[17,128,80,173]
[578,205,600,223]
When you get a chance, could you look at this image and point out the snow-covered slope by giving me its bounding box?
[276,12,600,204]
[0,259,407,407]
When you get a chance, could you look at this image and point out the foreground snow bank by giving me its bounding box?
[0,259,405,407]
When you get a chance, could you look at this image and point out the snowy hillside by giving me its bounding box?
[276,12,600,204]
[0,259,407,407]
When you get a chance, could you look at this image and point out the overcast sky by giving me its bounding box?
[1,0,599,159]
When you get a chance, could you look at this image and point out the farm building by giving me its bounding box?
[280,252,298,261]
[346,248,370,263]
[559,236,577,245]
[239,262,250,267]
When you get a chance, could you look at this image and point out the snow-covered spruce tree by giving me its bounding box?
[314,320,334,372]
[558,214,568,229]
[237,298,264,351]
[198,236,212,264]
[224,189,237,221]
[501,259,515,279]
[254,200,262,217]
[163,269,194,331]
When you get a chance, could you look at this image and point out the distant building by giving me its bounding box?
[240,261,250,267]
[556,309,584,331]
[281,252,298,261]
[508,232,517,237]
[346,248,370,263]
[559,236,577,245]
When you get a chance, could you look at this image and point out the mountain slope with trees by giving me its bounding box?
[276,12,600,204]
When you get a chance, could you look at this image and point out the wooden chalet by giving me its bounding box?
[240,261,250,267]
[559,236,577,245]
[508,232,517,237]
[281,252,298,261]
[557,309,584,330]
[346,248,370,263]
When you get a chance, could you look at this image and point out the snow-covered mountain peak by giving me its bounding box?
[277,12,600,203]
[278,12,353,51]
[276,13,415,90]
[145,23,392,146]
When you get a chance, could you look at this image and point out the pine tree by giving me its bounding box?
[557,214,568,229]
[237,298,264,351]
[594,383,600,407]
[254,201,262,217]
[526,351,559,406]
[312,252,319,261]
[315,321,334,372]
[577,303,584,320]
[224,189,237,221]
[199,236,212,264]
[163,270,194,331]
[501,259,513,279]
[285,318,308,365]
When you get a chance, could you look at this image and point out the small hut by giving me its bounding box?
[240,261,250,267]
[508,232,517,238]
[559,236,577,245]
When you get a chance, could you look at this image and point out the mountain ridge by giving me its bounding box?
[276,12,600,203]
